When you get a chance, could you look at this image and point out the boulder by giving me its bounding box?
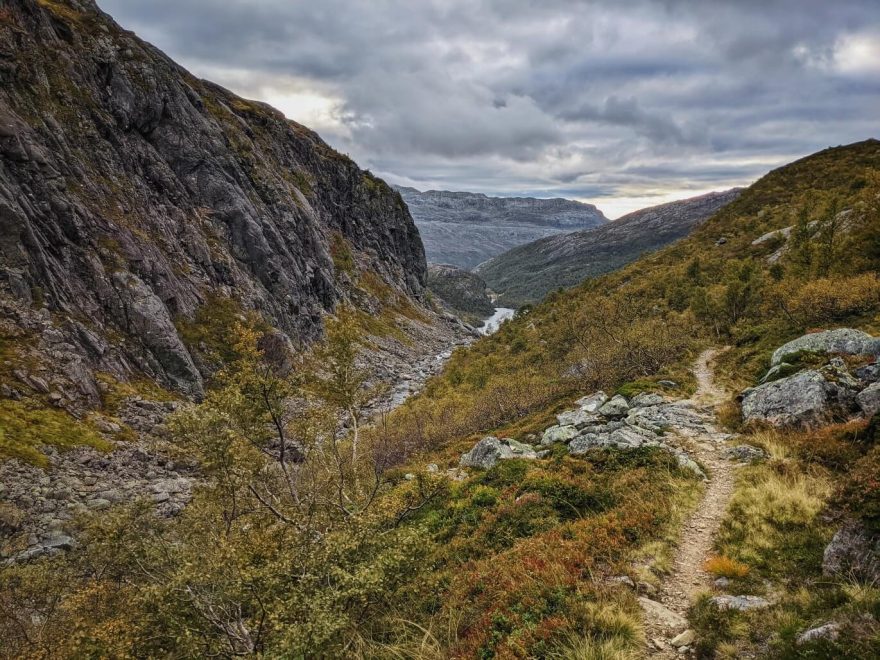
[721,445,767,463]
[575,391,608,412]
[638,597,687,631]
[796,623,841,646]
[675,453,707,480]
[598,394,630,417]
[741,370,856,428]
[556,409,601,428]
[854,362,880,385]
[541,424,580,445]
[822,520,880,584]
[856,382,880,417]
[709,595,771,611]
[771,329,880,367]
[630,392,665,408]
[670,629,696,647]
[460,436,540,469]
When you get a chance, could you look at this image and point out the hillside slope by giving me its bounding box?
[426,263,494,325]
[3,94,880,656]
[478,189,742,307]
[0,0,427,407]
[396,186,607,269]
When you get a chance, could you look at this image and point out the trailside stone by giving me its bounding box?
[575,391,608,412]
[638,597,688,631]
[630,392,665,408]
[598,394,630,417]
[855,362,880,384]
[670,630,696,647]
[771,329,880,366]
[856,382,880,417]
[741,370,853,428]
[556,409,601,428]
[460,436,540,469]
[709,595,771,611]
[721,445,767,463]
[541,425,580,445]
[822,520,880,584]
[796,623,841,645]
[675,453,707,480]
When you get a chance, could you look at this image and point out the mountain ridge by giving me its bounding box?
[395,184,607,269]
[477,188,742,307]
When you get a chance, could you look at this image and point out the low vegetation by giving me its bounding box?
[2,142,880,656]
[691,423,880,658]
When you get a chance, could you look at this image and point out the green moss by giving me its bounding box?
[0,399,110,467]
[329,232,356,278]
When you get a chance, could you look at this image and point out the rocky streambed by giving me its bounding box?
[0,310,477,564]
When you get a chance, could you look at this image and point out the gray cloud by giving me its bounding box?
[99,0,880,217]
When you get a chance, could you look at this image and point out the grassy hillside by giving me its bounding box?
[3,140,880,658]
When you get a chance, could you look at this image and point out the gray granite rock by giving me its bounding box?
[822,520,880,584]
[709,595,771,611]
[460,436,541,469]
[598,394,630,417]
[856,382,880,417]
[741,370,856,428]
[575,391,609,412]
[796,623,841,645]
[771,329,880,366]
[541,424,580,445]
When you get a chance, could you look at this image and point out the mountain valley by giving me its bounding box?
[1,2,879,659]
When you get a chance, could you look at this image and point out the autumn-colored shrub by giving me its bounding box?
[837,445,880,532]
[704,555,750,579]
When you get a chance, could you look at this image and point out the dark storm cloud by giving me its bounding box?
[99,0,879,216]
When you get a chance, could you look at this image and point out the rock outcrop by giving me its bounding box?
[538,388,732,479]
[426,263,494,324]
[459,436,544,469]
[742,331,880,428]
[396,186,606,270]
[822,519,880,584]
[770,329,880,367]
[477,189,741,307]
[0,0,427,405]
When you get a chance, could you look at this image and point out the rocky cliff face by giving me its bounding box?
[0,0,426,404]
[477,190,742,307]
[396,186,607,269]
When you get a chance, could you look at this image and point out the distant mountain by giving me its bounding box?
[396,186,607,269]
[476,189,742,307]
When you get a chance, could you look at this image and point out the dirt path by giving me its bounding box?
[642,348,735,657]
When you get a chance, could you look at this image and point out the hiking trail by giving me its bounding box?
[641,347,735,657]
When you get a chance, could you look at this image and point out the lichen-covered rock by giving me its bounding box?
[556,409,601,428]
[598,394,630,417]
[722,445,767,463]
[541,424,580,445]
[796,623,841,645]
[630,392,665,408]
[575,391,609,412]
[771,329,880,366]
[741,370,857,428]
[709,595,771,611]
[822,520,880,584]
[459,436,540,469]
[856,382,880,417]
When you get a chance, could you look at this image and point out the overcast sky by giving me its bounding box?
[101,0,878,218]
